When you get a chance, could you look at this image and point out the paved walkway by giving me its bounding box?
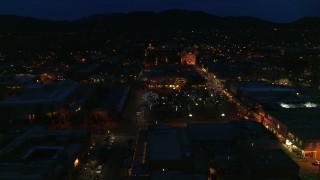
[280,144,320,180]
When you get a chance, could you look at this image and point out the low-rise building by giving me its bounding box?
[228,80,320,160]
[131,122,299,180]
[0,80,85,123]
[188,121,298,179]
[146,64,206,92]
[0,126,91,180]
[264,104,320,159]
[131,125,206,180]
[0,75,36,100]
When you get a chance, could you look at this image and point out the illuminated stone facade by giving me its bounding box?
[181,49,197,65]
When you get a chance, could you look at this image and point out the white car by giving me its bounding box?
[109,137,115,143]
[96,165,102,174]
[313,160,320,166]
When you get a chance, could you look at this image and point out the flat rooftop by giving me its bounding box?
[187,121,275,142]
[187,123,233,141]
[0,126,89,180]
[248,149,298,169]
[101,84,131,112]
[148,126,182,161]
[0,76,35,85]
[0,81,79,104]
[151,171,206,180]
[22,146,63,160]
[269,107,320,140]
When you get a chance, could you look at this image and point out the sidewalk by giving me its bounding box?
[280,144,320,180]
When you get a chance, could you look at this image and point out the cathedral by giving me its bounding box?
[181,49,198,65]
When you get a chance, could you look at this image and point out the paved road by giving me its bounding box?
[281,143,320,179]
[199,67,320,180]
[99,135,132,180]
[95,87,145,180]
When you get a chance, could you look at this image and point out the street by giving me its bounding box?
[99,135,132,180]
[281,144,320,179]
[83,68,320,180]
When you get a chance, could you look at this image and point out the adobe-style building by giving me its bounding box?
[0,80,85,123]
[0,126,91,180]
[181,49,198,65]
[145,64,206,92]
[227,80,320,160]
[130,122,299,180]
[263,104,320,160]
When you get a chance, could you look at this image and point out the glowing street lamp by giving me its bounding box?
[74,158,80,167]
[188,113,193,123]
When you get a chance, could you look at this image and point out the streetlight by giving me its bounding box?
[162,168,165,180]
[188,113,192,124]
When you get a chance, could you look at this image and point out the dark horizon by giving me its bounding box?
[1,0,320,23]
[1,9,319,24]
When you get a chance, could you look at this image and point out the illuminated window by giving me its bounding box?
[74,158,80,167]
[309,143,313,149]
[288,132,294,140]
[316,143,320,148]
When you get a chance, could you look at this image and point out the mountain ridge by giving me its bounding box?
[0,9,319,52]
[0,9,319,26]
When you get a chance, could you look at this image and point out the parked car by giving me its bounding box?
[109,136,115,143]
[312,160,320,166]
[96,165,102,174]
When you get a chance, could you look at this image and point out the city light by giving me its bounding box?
[74,158,80,167]
[1,6,319,180]
[280,102,318,108]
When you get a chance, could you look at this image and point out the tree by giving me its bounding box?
[143,91,159,110]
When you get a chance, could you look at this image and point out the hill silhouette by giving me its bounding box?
[0,9,319,52]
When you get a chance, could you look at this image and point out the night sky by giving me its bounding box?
[0,0,319,22]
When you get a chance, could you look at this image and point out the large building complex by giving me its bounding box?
[145,64,206,92]
[227,80,320,160]
[131,122,299,180]
[0,126,91,180]
[0,80,85,123]
[181,49,198,65]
